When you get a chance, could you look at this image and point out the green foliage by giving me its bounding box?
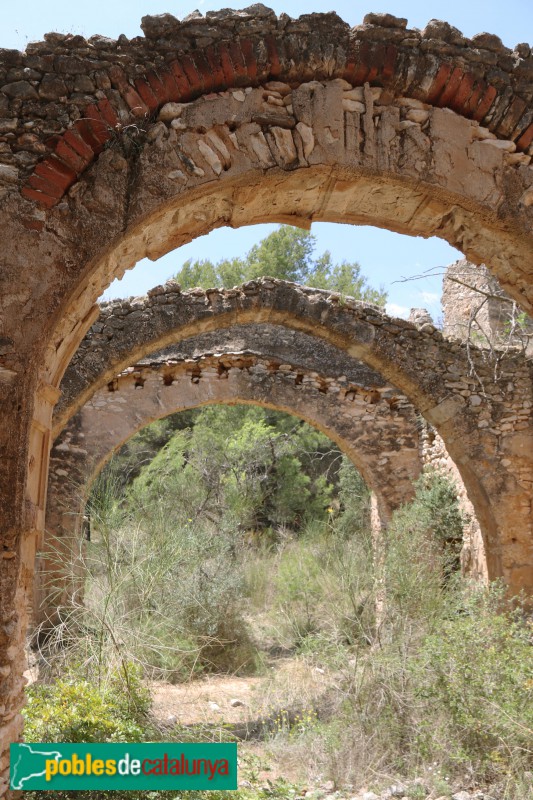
[23,666,149,744]
[243,481,375,651]
[125,428,193,517]
[175,257,218,289]
[501,309,529,337]
[41,398,533,799]
[100,410,200,490]
[250,472,533,796]
[335,455,371,538]
[413,470,465,549]
[275,542,324,641]
[382,470,465,625]
[126,405,336,534]
[84,510,255,680]
[410,585,533,779]
[245,225,315,283]
[174,225,387,306]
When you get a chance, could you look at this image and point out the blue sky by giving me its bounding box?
[5,1,531,319]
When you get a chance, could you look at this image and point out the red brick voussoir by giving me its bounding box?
[10,9,530,209]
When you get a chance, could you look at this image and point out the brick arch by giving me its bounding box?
[38,347,424,627]
[14,11,533,212]
[0,11,531,401]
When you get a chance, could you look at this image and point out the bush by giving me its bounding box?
[380,471,464,631]
[410,585,533,782]
[77,517,257,680]
[23,665,150,744]
[270,523,374,649]
[39,411,533,799]
[255,472,533,796]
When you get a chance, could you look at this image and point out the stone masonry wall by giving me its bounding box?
[0,8,531,210]
[443,258,533,354]
[0,10,532,793]
[419,261,533,582]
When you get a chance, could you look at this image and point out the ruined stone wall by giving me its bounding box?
[406,309,486,574]
[0,10,531,383]
[51,280,533,600]
[56,350,419,511]
[41,316,495,628]
[55,279,532,437]
[416,263,533,581]
[443,258,533,353]
[0,9,531,209]
[1,9,533,793]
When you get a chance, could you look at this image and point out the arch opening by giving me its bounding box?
[39,398,379,659]
[43,161,533,394]
[1,10,532,790]
[41,331,493,631]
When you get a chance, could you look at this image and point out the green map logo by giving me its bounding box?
[11,742,237,791]
[11,744,63,790]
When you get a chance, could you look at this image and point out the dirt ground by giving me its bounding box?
[150,658,330,787]
[151,672,264,725]
[151,657,328,726]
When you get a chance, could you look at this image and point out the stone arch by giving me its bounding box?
[51,287,533,600]
[18,9,533,216]
[42,76,533,393]
[39,345,424,627]
[0,10,532,402]
[1,10,533,794]
[43,320,492,624]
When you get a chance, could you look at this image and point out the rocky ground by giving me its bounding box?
[149,663,519,800]
[23,648,528,799]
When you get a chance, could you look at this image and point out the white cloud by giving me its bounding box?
[386,303,410,319]
[419,291,440,304]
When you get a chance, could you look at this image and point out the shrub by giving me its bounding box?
[256,472,533,797]
[410,584,533,782]
[23,665,150,744]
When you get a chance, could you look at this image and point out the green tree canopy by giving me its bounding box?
[174,226,386,306]
[127,405,335,533]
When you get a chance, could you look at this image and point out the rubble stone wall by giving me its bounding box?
[1,9,533,795]
[443,258,533,353]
